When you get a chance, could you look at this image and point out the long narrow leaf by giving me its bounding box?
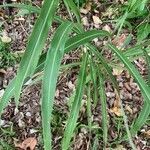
[89,57,98,106]
[65,30,110,53]
[97,70,108,148]
[62,52,88,150]
[0,79,15,117]
[108,44,150,135]
[143,48,150,86]
[42,22,73,150]
[14,0,59,104]
[0,3,40,13]
[36,30,110,72]
[63,0,81,23]
[87,44,120,93]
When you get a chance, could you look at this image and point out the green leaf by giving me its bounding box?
[63,0,81,22]
[137,23,150,42]
[108,44,150,135]
[131,101,150,135]
[89,57,98,106]
[97,70,108,148]
[65,30,110,53]
[62,52,88,150]
[0,79,15,117]
[14,0,59,104]
[36,30,110,72]
[143,48,150,86]
[0,3,40,13]
[87,44,120,93]
[41,21,73,150]
[86,84,92,133]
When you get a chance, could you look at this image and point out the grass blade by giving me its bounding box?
[108,44,150,135]
[131,101,150,135]
[0,3,40,13]
[41,21,73,150]
[87,44,120,93]
[37,30,110,72]
[143,48,150,86]
[62,52,88,150]
[14,0,59,104]
[97,70,108,148]
[0,79,15,117]
[65,30,110,53]
[63,0,81,22]
[89,57,98,106]
[86,84,92,133]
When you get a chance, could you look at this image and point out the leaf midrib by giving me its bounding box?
[46,23,73,101]
[65,31,107,51]
[16,0,55,87]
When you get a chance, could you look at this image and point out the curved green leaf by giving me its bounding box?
[62,52,88,150]
[63,0,81,22]
[14,0,59,104]
[65,30,110,53]
[0,3,40,13]
[0,79,15,117]
[42,21,73,150]
[108,44,150,135]
[36,30,110,73]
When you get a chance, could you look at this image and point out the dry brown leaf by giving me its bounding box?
[0,69,6,75]
[85,2,91,12]
[92,16,102,25]
[144,130,150,138]
[14,137,37,150]
[110,106,122,116]
[110,91,122,116]
[103,25,112,33]
[125,105,133,114]
[81,17,89,26]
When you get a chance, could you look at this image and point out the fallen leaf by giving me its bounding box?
[110,106,122,116]
[92,15,102,25]
[103,24,112,33]
[0,33,11,43]
[82,17,89,26]
[110,91,122,116]
[80,8,89,14]
[125,105,133,114]
[113,67,124,76]
[143,130,150,138]
[14,137,37,150]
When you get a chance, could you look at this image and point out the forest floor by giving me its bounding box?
[0,0,150,150]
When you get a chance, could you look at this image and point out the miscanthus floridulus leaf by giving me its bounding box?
[98,70,108,148]
[0,79,15,117]
[63,0,81,22]
[41,21,73,150]
[62,52,88,150]
[36,30,110,72]
[0,3,40,14]
[108,44,150,135]
[14,0,59,104]
[65,30,110,53]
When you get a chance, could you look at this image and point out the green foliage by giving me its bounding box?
[0,0,150,150]
[73,0,87,7]
[137,22,150,42]
[0,41,16,68]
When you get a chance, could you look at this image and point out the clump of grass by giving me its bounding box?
[0,0,150,150]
